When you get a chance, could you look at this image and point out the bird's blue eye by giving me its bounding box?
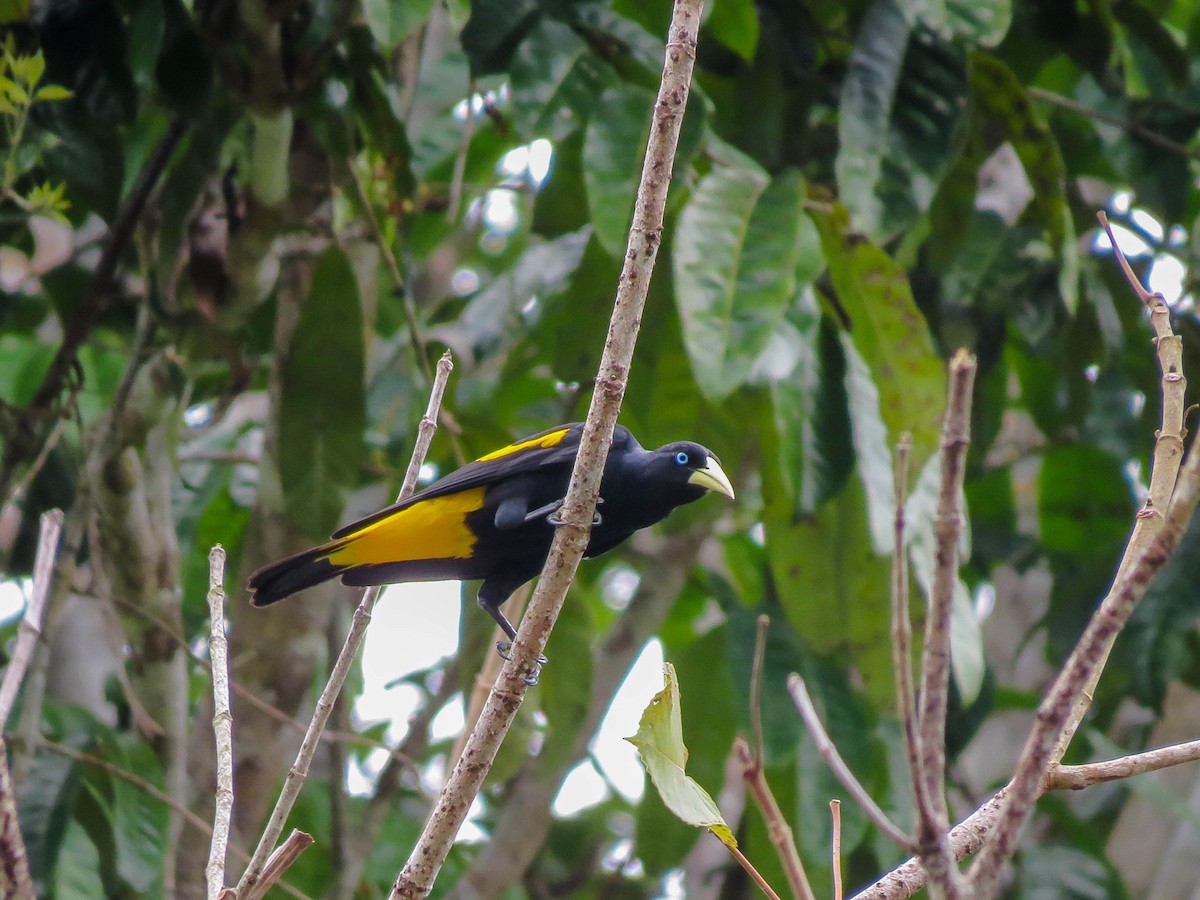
[675,451,689,465]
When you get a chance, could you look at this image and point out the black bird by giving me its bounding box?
[249,423,735,674]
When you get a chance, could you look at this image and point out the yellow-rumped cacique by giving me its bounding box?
[248,423,735,676]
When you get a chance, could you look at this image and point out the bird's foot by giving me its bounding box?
[495,641,548,686]
[546,497,603,527]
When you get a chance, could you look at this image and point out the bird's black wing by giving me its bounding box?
[331,423,618,539]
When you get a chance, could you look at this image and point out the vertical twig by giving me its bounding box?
[910,351,976,897]
[236,351,454,896]
[831,800,843,900]
[890,435,927,821]
[0,510,63,731]
[206,545,234,900]
[750,614,768,762]
[734,615,814,900]
[446,78,477,224]
[388,3,706,896]
[915,350,976,823]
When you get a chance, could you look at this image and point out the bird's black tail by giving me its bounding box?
[247,542,349,607]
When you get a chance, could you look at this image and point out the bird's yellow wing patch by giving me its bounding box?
[324,487,486,566]
[476,427,572,462]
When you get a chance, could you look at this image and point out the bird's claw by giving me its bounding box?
[495,641,548,685]
[547,508,603,527]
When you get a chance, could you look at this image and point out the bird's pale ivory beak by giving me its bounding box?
[688,457,735,500]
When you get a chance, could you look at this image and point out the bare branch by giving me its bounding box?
[236,351,454,896]
[1051,211,1187,763]
[206,545,234,900]
[1048,738,1200,790]
[915,350,975,825]
[389,3,706,893]
[0,510,63,731]
[831,799,843,900]
[787,675,913,850]
[0,740,34,898]
[735,738,815,900]
[968,432,1200,895]
[245,830,315,900]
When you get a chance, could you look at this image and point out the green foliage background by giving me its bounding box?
[3,0,1200,896]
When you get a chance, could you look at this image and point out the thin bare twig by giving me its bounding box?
[389,3,706,895]
[206,546,234,900]
[0,510,63,732]
[1028,87,1200,160]
[787,674,913,849]
[1049,738,1200,789]
[735,615,813,900]
[446,78,477,224]
[750,614,768,763]
[245,830,315,900]
[728,841,784,900]
[831,799,843,900]
[890,435,926,824]
[236,351,454,896]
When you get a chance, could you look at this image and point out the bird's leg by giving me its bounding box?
[478,587,547,685]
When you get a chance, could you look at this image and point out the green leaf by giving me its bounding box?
[769,311,854,515]
[19,742,80,893]
[510,18,613,141]
[836,0,912,237]
[34,84,73,102]
[538,580,594,771]
[967,54,1073,305]
[840,334,895,553]
[675,159,818,400]
[22,49,43,87]
[814,204,946,470]
[362,0,434,49]
[706,0,760,61]
[627,662,737,847]
[762,474,895,708]
[583,84,655,258]
[279,246,367,540]
[52,821,105,900]
[459,0,539,75]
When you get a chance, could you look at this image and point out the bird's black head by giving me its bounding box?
[645,441,736,507]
